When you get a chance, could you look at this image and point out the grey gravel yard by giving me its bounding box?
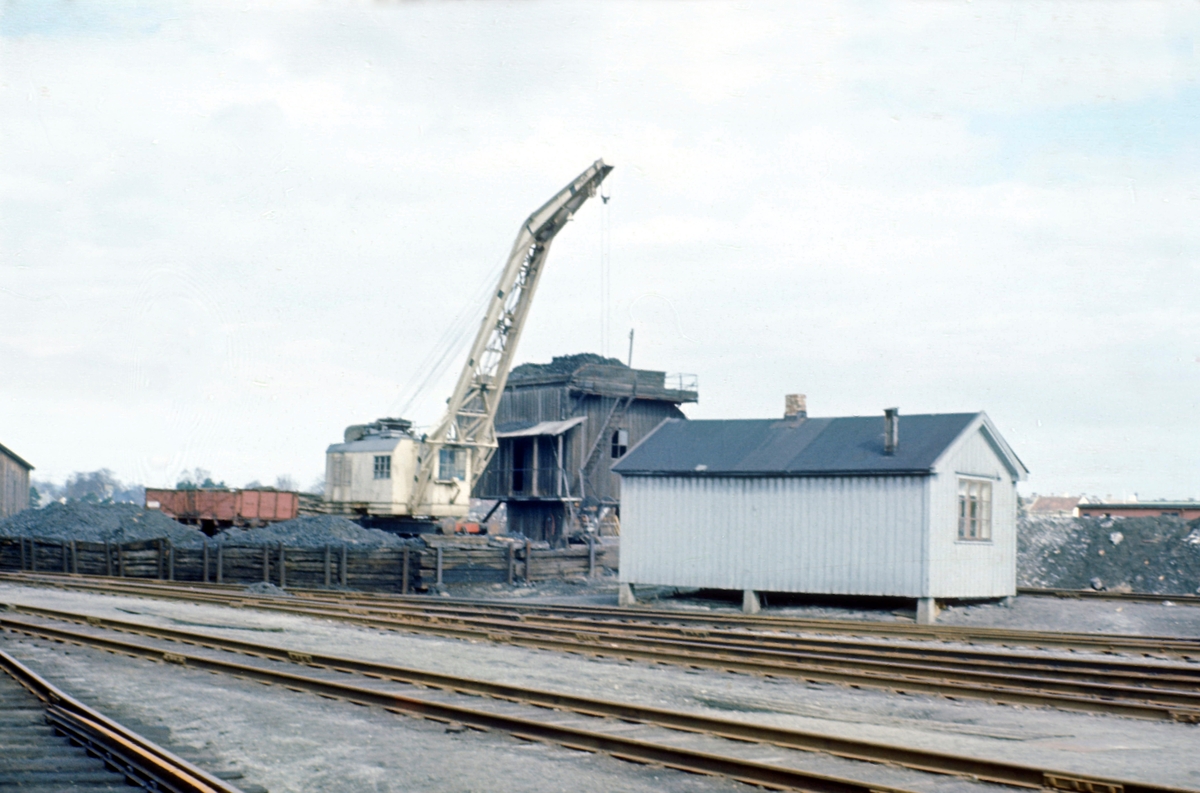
[2,582,1199,793]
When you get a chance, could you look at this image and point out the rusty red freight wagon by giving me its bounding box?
[145,489,299,533]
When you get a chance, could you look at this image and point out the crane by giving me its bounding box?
[323,159,614,528]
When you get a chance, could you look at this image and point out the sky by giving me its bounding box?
[1,1,1198,499]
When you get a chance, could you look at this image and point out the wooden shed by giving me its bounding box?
[612,402,1027,622]
[0,441,33,519]
[473,353,697,542]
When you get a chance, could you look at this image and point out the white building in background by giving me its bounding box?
[612,398,1028,623]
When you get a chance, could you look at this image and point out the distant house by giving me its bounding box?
[473,353,698,542]
[1026,496,1081,517]
[1077,501,1200,520]
[612,399,1028,621]
[0,442,33,519]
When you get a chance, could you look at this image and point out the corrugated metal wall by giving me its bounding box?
[927,425,1018,598]
[620,474,928,596]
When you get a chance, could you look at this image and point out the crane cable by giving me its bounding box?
[387,254,509,425]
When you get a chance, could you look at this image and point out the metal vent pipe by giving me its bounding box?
[883,407,899,455]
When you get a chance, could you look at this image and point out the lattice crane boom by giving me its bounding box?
[411,159,613,513]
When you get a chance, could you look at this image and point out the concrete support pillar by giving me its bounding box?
[916,597,940,624]
[618,582,637,607]
[742,589,761,615]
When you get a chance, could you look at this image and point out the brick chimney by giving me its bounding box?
[883,408,899,455]
[785,394,807,419]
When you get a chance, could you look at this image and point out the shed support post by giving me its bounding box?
[523,539,532,584]
[168,543,175,581]
[742,589,761,615]
[202,540,209,583]
[30,539,36,572]
[216,545,224,584]
[340,545,348,587]
[19,538,26,571]
[324,545,332,588]
[117,544,124,577]
[587,535,596,578]
[156,540,164,580]
[61,540,68,574]
[618,582,636,606]
[71,540,78,575]
[916,597,940,625]
[436,546,443,587]
[262,545,269,583]
[279,543,286,589]
[506,543,515,586]
[104,542,111,577]
[401,547,410,595]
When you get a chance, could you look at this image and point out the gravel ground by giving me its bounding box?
[1,582,1198,792]
[437,575,1200,638]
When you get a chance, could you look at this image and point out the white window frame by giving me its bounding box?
[373,455,392,480]
[957,477,992,541]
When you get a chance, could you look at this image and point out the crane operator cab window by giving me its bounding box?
[439,448,466,481]
[611,429,629,458]
[373,455,391,480]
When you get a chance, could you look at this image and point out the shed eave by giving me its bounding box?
[929,412,1027,482]
[0,442,34,471]
[615,468,934,479]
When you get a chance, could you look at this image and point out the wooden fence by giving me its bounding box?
[0,537,618,593]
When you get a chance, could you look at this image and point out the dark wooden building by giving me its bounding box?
[474,354,698,542]
[0,441,33,519]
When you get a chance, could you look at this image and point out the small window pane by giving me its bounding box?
[373,455,391,480]
[439,448,466,480]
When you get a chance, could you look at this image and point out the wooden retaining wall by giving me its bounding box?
[0,537,618,592]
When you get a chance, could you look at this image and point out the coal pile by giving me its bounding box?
[0,502,207,547]
[1019,515,1200,595]
[213,516,417,549]
[510,352,625,379]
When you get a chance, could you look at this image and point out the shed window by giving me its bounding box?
[373,455,392,480]
[958,478,992,540]
[439,448,466,481]
[611,429,629,458]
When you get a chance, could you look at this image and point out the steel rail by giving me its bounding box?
[7,571,1199,658]
[0,647,242,793]
[15,588,1200,695]
[1017,588,1200,608]
[9,571,1200,664]
[0,617,916,793]
[5,600,1199,725]
[5,577,1200,721]
[3,609,1194,793]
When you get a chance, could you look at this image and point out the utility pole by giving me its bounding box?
[627,328,635,368]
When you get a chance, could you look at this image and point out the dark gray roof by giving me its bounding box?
[612,414,981,477]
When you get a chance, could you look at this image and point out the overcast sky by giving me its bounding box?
[2,2,1198,499]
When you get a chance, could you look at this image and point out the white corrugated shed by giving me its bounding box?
[613,409,1027,603]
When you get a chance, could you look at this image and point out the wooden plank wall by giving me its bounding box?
[0,538,618,592]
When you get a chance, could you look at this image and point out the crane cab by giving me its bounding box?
[324,417,471,522]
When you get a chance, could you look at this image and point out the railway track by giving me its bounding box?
[0,644,242,792]
[2,603,1194,793]
[7,571,1199,657]
[4,572,1200,722]
[1017,588,1200,608]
